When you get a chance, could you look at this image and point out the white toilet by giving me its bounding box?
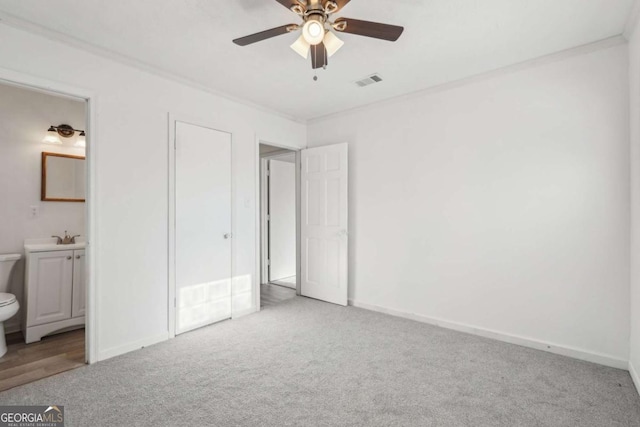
[0,254,21,357]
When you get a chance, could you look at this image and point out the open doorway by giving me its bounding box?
[260,143,299,308]
[0,81,90,391]
[258,142,350,309]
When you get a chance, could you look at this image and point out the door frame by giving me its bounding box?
[168,113,235,339]
[255,139,302,310]
[260,151,298,287]
[0,67,98,364]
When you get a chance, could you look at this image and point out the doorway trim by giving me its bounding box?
[0,67,99,364]
[255,139,302,311]
[168,113,235,339]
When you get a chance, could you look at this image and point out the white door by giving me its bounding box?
[301,143,348,306]
[269,158,297,282]
[28,250,74,326]
[175,121,232,335]
[71,249,86,318]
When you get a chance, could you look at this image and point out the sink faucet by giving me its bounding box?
[52,231,81,245]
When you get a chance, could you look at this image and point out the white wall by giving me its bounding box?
[629,16,640,388]
[0,83,86,333]
[1,21,633,370]
[0,24,306,360]
[308,43,630,367]
[269,157,296,281]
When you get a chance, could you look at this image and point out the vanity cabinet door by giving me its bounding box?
[27,250,74,326]
[72,250,86,318]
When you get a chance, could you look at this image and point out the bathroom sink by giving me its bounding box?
[24,238,86,253]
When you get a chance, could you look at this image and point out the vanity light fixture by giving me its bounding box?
[74,131,86,148]
[42,127,62,145]
[43,124,86,147]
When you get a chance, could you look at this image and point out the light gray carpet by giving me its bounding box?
[2,297,639,426]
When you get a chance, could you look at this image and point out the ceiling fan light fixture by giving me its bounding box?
[323,30,344,57]
[290,35,310,59]
[302,19,325,45]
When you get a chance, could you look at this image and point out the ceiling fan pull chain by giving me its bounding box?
[313,44,319,81]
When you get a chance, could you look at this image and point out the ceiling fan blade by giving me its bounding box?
[334,18,404,41]
[326,0,351,13]
[274,0,302,11]
[310,43,328,69]
[233,24,296,46]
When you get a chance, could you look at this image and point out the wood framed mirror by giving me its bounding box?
[41,152,86,202]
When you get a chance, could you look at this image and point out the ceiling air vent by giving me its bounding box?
[354,74,383,87]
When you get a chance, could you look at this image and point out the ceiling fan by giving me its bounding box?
[232,0,404,71]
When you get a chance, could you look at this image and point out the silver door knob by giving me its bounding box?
[224,233,232,239]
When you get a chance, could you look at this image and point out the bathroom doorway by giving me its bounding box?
[259,143,299,308]
[0,78,93,391]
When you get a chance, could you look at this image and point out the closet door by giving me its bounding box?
[175,121,232,335]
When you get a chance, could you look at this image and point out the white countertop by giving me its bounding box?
[24,238,86,253]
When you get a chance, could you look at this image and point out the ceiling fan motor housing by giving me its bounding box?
[300,0,337,22]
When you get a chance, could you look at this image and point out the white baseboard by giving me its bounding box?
[97,332,169,362]
[349,299,628,370]
[630,362,640,395]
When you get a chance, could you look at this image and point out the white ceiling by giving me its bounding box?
[0,0,635,121]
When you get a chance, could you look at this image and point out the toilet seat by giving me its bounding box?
[0,293,16,307]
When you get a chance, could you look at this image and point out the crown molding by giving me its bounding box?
[0,9,630,127]
[624,0,640,40]
[307,35,627,125]
[0,11,307,125]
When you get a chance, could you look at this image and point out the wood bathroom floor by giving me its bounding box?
[0,329,85,392]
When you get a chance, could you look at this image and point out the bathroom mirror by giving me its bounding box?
[41,152,86,202]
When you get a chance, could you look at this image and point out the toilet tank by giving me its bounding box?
[0,254,21,293]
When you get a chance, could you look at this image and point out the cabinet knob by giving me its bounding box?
[66,256,72,260]
[76,255,81,259]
